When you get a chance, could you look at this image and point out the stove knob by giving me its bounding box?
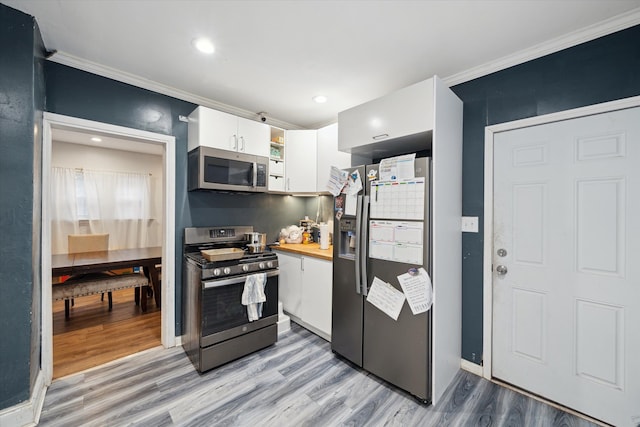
[259,262,265,269]
[213,268,221,276]
[242,265,249,272]
[267,261,274,268]
[223,267,231,275]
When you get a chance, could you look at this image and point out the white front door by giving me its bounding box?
[492,106,640,426]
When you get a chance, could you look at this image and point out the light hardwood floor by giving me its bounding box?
[40,323,601,426]
[53,287,161,379]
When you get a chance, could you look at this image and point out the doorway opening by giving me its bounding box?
[41,113,176,384]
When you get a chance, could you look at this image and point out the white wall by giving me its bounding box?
[51,141,163,251]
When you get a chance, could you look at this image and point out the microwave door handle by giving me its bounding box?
[251,162,258,187]
[354,194,363,295]
[360,195,370,296]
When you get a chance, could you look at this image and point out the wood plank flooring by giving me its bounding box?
[40,323,601,426]
[53,288,161,378]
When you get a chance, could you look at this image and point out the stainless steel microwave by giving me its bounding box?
[188,146,269,193]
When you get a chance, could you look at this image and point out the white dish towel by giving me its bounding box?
[242,273,267,321]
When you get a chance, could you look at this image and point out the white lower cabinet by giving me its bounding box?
[277,251,303,317]
[274,250,332,340]
[300,257,332,338]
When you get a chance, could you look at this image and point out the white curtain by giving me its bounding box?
[83,169,152,249]
[51,167,80,254]
[51,167,157,252]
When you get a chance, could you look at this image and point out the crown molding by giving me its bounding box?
[47,8,640,125]
[443,8,640,87]
[48,52,303,130]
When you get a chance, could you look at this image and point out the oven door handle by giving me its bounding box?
[203,269,279,289]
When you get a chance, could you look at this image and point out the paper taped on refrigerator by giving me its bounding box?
[370,178,425,220]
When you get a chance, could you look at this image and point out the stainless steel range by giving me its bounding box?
[182,226,279,373]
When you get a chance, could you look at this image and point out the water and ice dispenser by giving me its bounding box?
[338,217,358,260]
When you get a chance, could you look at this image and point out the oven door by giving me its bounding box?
[200,270,278,348]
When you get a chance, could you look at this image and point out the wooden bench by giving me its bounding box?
[52,272,149,319]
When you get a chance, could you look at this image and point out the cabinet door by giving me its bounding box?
[285,130,317,193]
[275,251,302,317]
[198,107,240,151]
[238,117,269,157]
[338,78,434,152]
[316,123,351,193]
[188,107,238,151]
[301,256,333,337]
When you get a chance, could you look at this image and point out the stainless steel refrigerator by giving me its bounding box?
[331,156,432,402]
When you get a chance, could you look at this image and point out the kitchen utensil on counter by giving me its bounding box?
[281,225,303,244]
[201,248,245,261]
[247,243,267,253]
[245,232,267,246]
[245,232,267,253]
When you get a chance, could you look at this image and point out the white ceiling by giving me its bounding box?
[6,0,640,129]
[52,127,164,155]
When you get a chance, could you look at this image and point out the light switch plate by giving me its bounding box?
[461,216,479,233]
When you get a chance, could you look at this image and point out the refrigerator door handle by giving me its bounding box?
[354,195,363,294]
[361,195,370,296]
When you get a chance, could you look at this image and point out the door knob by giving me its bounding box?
[496,265,508,275]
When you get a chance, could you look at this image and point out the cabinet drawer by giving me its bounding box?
[269,175,285,192]
[269,160,284,176]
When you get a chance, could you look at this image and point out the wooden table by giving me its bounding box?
[52,247,162,310]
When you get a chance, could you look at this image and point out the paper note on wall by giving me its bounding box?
[397,267,433,315]
[366,277,405,320]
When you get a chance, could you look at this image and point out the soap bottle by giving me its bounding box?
[302,229,310,244]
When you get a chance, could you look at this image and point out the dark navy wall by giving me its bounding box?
[45,62,310,337]
[451,25,640,364]
[0,3,45,410]
[31,11,46,399]
[45,61,197,337]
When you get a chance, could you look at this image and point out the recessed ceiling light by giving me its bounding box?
[91,137,102,142]
[193,37,215,54]
[313,95,328,104]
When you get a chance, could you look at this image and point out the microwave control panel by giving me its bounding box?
[256,163,267,187]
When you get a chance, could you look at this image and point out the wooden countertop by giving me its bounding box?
[271,242,333,261]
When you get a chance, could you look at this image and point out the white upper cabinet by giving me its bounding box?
[316,123,351,193]
[338,78,434,153]
[188,106,269,157]
[238,117,270,157]
[284,130,317,193]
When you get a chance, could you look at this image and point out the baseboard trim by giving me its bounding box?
[0,371,47,427]
[460,359,484,377]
